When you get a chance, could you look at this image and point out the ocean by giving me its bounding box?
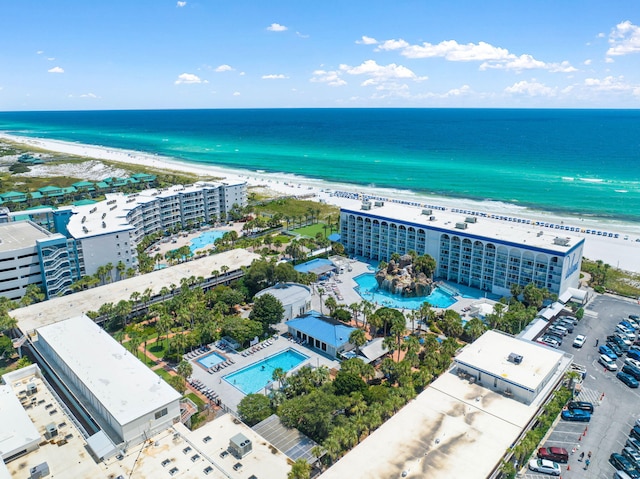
[0,108,639,223]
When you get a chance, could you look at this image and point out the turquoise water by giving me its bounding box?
[353,273,487,309]
[190,230,225,253]
[224,348,309,394]
[196,351,226,369]
[0,109,639,222]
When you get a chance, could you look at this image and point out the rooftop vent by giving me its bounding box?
[361,201,372,211]
[465,216,477,223]
[553,237,570,246]
[455,222,468,230]
[422,208,433,215]
[374,201,384,207]
[507,352,523,364]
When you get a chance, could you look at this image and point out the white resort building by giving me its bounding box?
[0,180,246,299]
[339,200,584,297]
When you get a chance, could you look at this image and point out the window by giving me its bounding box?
[154,408,168,420]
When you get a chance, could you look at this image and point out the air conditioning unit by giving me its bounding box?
[507,353,523,364]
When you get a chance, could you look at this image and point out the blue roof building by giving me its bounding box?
[286,311,357,358]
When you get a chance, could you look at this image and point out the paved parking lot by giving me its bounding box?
[522,294,640,479]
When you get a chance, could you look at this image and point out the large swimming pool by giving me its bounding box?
[190,230,226,253]
[196,351,227,369]
[354,273,457,309]
[224,349,309,394]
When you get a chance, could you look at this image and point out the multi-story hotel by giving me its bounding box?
[340,200,584,297]
[0,180,246,300]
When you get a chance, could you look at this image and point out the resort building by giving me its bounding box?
[320,330,572,479]
[286,311,357,358]
[34,314,181,447]
[0,221,77,301]
[339,201,585,297]
[254,283,312,321]
[0,180,247,299]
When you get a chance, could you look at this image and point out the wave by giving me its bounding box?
[579,178,604,183]
[561,176,575,181]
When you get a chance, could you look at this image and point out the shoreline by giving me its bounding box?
[1,132,640,273]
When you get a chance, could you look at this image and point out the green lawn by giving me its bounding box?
[292,222,331,238]
[155,368,172,382]
[186,392,206,411]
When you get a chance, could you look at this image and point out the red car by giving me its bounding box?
[538,447,569,464]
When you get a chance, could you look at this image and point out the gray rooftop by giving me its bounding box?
[254,283,311,305]
[36,315,181,426]
[0,221,52,252]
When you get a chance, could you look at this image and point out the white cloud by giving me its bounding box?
[605,57,614,63]
[261,74,288,79]
[233,91,240,96]
[215,64,234,72]
[239,72,246,76]
[267,23,287,32]
[176,1,186,6]
[310,69,347,87]
[48,66,64,73]
[597,32,606,38]
[296,31,310,39]
[174,73,207,84]
[80,93,99,98]
[607,21,640,56]
[356,35,378,45]
[36,50,43,55]
[584,59,592,65]
[584,75,636,93]
[340,60,425,83]
[505,80,555,96]
[47,57,55,61]
[377,37,575,73]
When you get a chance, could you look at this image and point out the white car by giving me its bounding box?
[625,357,640,369]
[573,335,587,348]
[599,354,618,371]
[528,458,561,476]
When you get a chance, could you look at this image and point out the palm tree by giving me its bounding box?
[349,329,367,357]
[272,367,286,388]
[349,302,361,326]
[288,459,311,479]
[177,360,193,380]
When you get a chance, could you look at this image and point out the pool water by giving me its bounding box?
[224,349,309,394]
[196,351,227,369]
[354,273,457,309]
[190,230,225,253]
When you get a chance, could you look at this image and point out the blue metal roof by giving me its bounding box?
[294,258,335,275]
[286,311,356,348]
[328,233,341,242]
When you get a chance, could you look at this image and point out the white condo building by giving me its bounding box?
[340,201,584,297]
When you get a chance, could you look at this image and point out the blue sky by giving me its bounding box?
[1,0,639,110]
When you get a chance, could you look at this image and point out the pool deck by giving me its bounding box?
[188,335,340,412]
[151,224,240,260]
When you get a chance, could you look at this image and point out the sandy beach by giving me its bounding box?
[1,132,639,274]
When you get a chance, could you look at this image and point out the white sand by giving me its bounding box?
[1,132,639,274]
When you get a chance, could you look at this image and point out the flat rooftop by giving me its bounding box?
[66,181,244,239]
[454,330,564,392]
[12,248,261,332]
[0,384,40,461]
[36,315,181,426]
[321,369,559,479]
[0,221,51,252]
[339,198,584,254]
[255,283,311,305]
[2,366,286,479]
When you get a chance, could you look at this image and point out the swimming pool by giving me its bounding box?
[223,349,309,394]
[190,230,225,253]
[196,351,227,369]
[354,273,457,309]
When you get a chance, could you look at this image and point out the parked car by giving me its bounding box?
[538,337,560,348]
[608,341,624,357]
[612,335,631,351]
[625,357,640,369]
[561,408,591,422]
[615,333,634,347]
[538,447,569,464]
[626,318,640,329]
[558,315,578,325]
[622,364,640,381]
[617,371,640,388]
[617,324,636,340]
[599,344,618,360]
[622,446,640,469]
[621,320,637,331]
[610,452,637,475]
[572,334,587,348]
[630,425,640,441]
[528,458,561,476]
[543,333,563,345]
[599,353,619,371]
[626,436,640,453]
[628,349,640,362]
[630,314,640,321]
[554,320,574,333]
[548,325,568,337]
[567,401,594,413]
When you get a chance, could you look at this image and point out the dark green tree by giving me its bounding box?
[238,394,275,426]
[250,294,285,329]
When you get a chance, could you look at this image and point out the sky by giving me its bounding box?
[1,0,639,110]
